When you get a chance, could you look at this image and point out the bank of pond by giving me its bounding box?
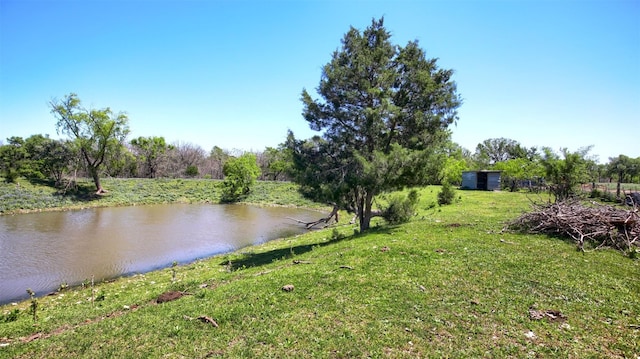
[0,203,321,304]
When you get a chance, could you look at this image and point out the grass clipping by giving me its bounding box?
[507,200,639,253]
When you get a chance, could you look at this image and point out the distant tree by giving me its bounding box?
[493,157,545,192]
[130,136,173,178]
[50,93,129,193]
[18,134,48,179]
[441,157,467,186]
[103,143,137,178]
[261,146,292,181]
[583,158,605,190]
[540,147,591,201]
[162,142,206,178]
[0,137,27,182]
[631,157,640,183]
[439,142,470,185]
[208,146,230,179]
[221,153,261,201]
[288,18,461,231]
[474,137,530,167]
[607,155,638,198]
[24,135,75,185]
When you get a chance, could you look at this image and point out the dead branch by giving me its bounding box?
[287,205,340,229]
[506,200,639,253]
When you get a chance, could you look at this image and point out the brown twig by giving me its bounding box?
[506,200,639,253]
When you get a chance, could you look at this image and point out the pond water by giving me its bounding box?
[0,204,321,304]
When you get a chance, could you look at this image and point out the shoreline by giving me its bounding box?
[0,178,328,216]
[0,179,330,305]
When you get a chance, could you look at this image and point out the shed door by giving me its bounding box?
[477,172,488,190]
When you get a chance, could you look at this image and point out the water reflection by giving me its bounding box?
[0,204,320,304]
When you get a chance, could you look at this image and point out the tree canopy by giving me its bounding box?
[221,153,261,202]
[474,137,535,167]
[23,134,75,185]
[288,18,461,231]
[130,136,173,178]
[607,155,640,198]
[51,93,129,193]
[0,137,27,183]
[540,147,592,201]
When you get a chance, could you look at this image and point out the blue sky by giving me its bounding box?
[1,0,638,163]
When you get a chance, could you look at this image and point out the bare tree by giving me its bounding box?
[164,141,206,178]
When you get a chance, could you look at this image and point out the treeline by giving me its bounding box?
[445,137,640,200]
[2,134,636,192]
[0,92,637,205]
[0,134,290,183]
[1,134,638,196]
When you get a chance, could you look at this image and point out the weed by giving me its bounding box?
[330,228,345,241]
[26,288,38,325]
[194,289,207,299]
[0,308,19,323]
[95,291,105,302]
[58,282,69,292]
[171,261,178,282]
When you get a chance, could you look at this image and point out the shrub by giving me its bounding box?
[383,189,420,224]
[601,191,619,203]
[185,165,199,177]
[221,153,261,202]
[438,182,456,206]
[0,308,19,323]
[589,188,602,199]
[3,171,19,183]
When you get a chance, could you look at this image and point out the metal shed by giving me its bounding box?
[461,170,502,191]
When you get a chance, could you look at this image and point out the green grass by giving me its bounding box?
[1,184,638,358]
[0,178,324,214]
[592,182,640,192]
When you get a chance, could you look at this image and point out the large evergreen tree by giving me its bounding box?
[288,18,461,231]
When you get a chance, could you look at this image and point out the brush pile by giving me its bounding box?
[507,200,639,253]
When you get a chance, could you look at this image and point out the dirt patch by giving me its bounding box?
[156,291,185,303]
[528,307,566,322]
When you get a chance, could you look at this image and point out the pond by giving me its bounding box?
[0,204,321,304]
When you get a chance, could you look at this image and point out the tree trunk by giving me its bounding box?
[89,166,106,194]
[510,179,517,192]
[359,190,374,232]
[616,172,622,199]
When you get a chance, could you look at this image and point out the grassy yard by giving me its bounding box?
[0,183,638,358]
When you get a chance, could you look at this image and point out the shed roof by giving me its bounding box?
[462,170,502,173]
